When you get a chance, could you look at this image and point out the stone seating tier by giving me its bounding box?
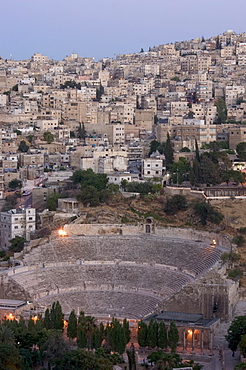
[10,264,192,299]
[23,235,221,278]
[36,290,162,319]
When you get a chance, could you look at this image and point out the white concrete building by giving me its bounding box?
[142,158,165,178]
[0,208,36,248]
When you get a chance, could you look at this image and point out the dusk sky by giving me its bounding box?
[1,0,246,61]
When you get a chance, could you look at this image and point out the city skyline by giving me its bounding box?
[1,0,246,61]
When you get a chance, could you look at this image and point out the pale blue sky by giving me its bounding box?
[1,0,246,60]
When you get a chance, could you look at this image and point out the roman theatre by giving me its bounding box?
[0,221,239,323]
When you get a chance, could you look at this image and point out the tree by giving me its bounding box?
[193,201,223,226]
[46,192,61,211]
[67,310,77,339]
[164,195,187,215]
[169,157,190,184]
[168,321,179,353]
[180,147,190,152]
[123,318,131,345]
[77,122,86,142]
[239,334,246,357]
[26,134,34,144]
[195,139,200,162]
[8,236,26,253]
[226,316,246,356]
[138,320,148,347]
[0,325,15,345]
[237,142,246,161]
[77,325,87,349]
[95,83,104,102]
[92,327,102,349]
[149,140,165,156]
[18,140,29,152]
[126,343,136,370]
[52,348,113,370]
[147,318,158,349]
[154,115,159,125]
[8,178,22,190]
[158,321,167,350]
[83,315,97,350]
[76,185,100,207]
[49,301,64,330]
[71,169,108,191]
[187,110,195,118]
[0,342,23,370]
[44,308,51,330]
[235,363,246,369]
[43,131,54,144]
[106,318,127,354]
[41,329,67,362]
[215,98,227,123]
[164,133,174,168]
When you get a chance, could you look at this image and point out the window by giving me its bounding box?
[14,226,18,229]
[29,217,33,220]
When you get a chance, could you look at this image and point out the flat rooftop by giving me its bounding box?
[0,299,26,309]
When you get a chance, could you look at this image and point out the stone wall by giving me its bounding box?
[161,266,239,322]
[63,224,141,236]
[0,273,31,301]
[63,223,231,250]
[164,186,205,200]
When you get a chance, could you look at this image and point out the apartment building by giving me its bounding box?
[142,158,165,178]
[228,126,246,149]
[0,208,36,248]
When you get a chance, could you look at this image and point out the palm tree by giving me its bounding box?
[84,316,97,349]
[0,325,15,345]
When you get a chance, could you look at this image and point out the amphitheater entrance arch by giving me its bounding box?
[145,217,154,234]
[145,224,151,233]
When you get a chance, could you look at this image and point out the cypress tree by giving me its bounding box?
[126,343,137,370]
[138,320,148,347]
[195,139,200,162]
[123,318,131,345]
[99,322,105,340]
[164,133,174,168]
[192,158,201,185]
[147,318,158,348]
[92,327,102,349]
[168,321,179,353]
[67,309,77,339]
[77,324,87,348]
[108,318,126,354]
[158,321,168,349]
[50,301,64,330]
[44,308,51,330]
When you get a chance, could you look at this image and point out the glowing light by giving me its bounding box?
[7,313,15,320]
[188,329,193,335]
[211,239,217,247]
[58,229,67,237]
[32,316,38,322]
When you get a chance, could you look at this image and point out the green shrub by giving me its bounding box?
[232,235,245,247]
[228,268,242,279]
[193,201,223,225]
[164,195,187,215]
[0,251,6,258]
